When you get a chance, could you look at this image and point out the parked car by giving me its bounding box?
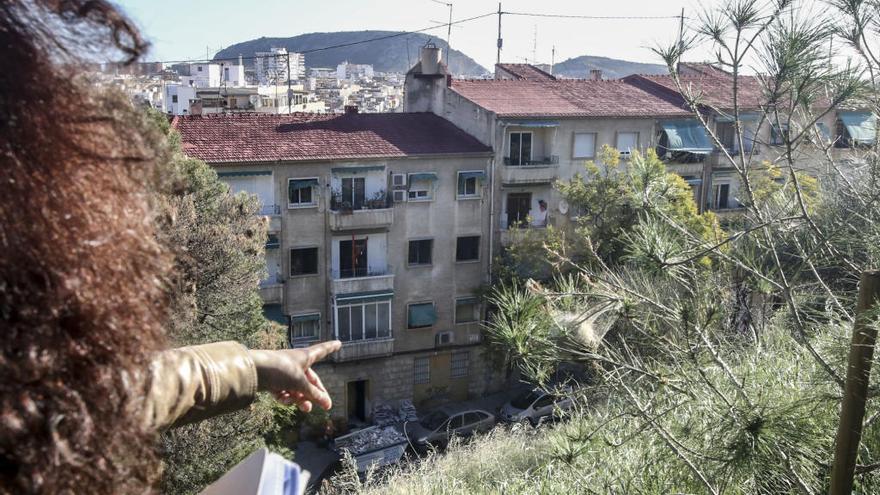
[405,407,496,446]
[500,389,573,426]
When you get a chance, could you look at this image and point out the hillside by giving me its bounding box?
[214,31,488,76]
[552,55,667,79]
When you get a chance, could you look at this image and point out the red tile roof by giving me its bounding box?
[623,66,765,110]
[449,79,692,118]
[495,63,557,81]
[172,112,492,164]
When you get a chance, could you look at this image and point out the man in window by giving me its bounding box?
[532,200,548,228]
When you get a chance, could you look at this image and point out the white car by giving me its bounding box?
[500,389,573,426]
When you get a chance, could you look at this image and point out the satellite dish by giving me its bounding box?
[558,199,569,215]
[249,95,260,105]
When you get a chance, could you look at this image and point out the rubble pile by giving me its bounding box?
[373,400,418,426]
[336,426,406,455]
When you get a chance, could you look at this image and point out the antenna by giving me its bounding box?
[551,45,555,75]
[532,25,537,64]
[496,3,503,66]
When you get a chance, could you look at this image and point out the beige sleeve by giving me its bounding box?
[143,341,259,430]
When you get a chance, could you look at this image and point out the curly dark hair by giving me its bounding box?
[0,1,171,493]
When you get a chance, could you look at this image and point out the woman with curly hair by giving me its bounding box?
[0,2,340,493]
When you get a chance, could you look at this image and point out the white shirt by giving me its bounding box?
[531,207,548,227]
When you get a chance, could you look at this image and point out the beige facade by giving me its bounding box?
[215,151,507,421]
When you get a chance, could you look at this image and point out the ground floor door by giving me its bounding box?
[347,379,369,423]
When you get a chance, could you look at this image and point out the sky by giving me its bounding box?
[113,0,729,69]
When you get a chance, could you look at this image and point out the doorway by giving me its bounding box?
[347,379,369,423]
[507,192,532,228]
[339,238,368,278]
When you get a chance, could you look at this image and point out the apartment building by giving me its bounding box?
[255,48,305,85]
[404,47,694,254]
[173,111,502,423]
[406,46,871,234]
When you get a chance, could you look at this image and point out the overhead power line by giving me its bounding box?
[502,11,686,20]
[133,11,496,66]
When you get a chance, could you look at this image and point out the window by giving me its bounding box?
[770,123,789,146]
[455,297,479,324]
[456,236,480,262]
[451,351,469,378]
[508,132,533,165]
[336,299,391,342]
[407,173,436,201]
[171,94,178,103]
[713,183,730,210]
[616,132,639,155]
[408,239,433,266]
[414,356,430,384]
[288,178,317,207]
[197,65,203,72]
[290,247,318,276]
[338,177,366,209]
[289,314,320,343]
[573,132,597,158]
[408,302,437,329]
[457,171,484,198]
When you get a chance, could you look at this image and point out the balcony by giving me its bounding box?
[258,204,282,232]
[329,192,393,231]
[503,155,559,166]
[258,282,283,304]
[331,266,394,295]
[332,338,394,362]
[500,158,560,186]
[499,225,551,247]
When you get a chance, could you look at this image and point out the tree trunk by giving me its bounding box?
[831,270,880,495]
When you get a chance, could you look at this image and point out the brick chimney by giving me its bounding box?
[344,105,359,114]
[590,69,602,81]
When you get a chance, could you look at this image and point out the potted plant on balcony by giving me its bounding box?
[366,190,387,210]
[331,188,353,214]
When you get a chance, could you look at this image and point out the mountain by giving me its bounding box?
[552,55,667,79]
[214,31,489,76]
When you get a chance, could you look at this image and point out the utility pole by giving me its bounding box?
[551,45,556,75]
[831,271,880,495]
[446,3,453,72]
[496,3,503,66]
[678,8,685,55]
[531,25,537,65]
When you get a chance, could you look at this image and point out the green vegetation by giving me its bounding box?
[145,111,303,494]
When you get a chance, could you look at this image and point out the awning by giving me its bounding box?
[265,234,280,249]
[408,303,437,328]
[290,313,321,323]
[336,289,394,305]
[715,113,760,123]
[685,178,703,185]
[456,296,479,305]
[815,122,831,140]
[458,171,486,181]
[263,304,287,325]
[217,170,272,177]
[331,166,385,173]
[660,120,714,154]
[506,120,560,128]
[288,178,318,191]
[839,112,877,144]
[409,172,438,182]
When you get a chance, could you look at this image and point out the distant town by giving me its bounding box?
[96,48,425,115]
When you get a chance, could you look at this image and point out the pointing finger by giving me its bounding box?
[306,340,342,366]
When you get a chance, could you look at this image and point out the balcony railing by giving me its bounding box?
[332,338,394,362]
[503,155,560,166]
[332,265,391,280]
[259,204,281,216]
[330,191,392,212]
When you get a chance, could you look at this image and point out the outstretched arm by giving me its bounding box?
[143,340,341,430]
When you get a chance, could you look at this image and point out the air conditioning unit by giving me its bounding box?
[392,190,407,203]
[392,173,407,188]
[435,332,453,347]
